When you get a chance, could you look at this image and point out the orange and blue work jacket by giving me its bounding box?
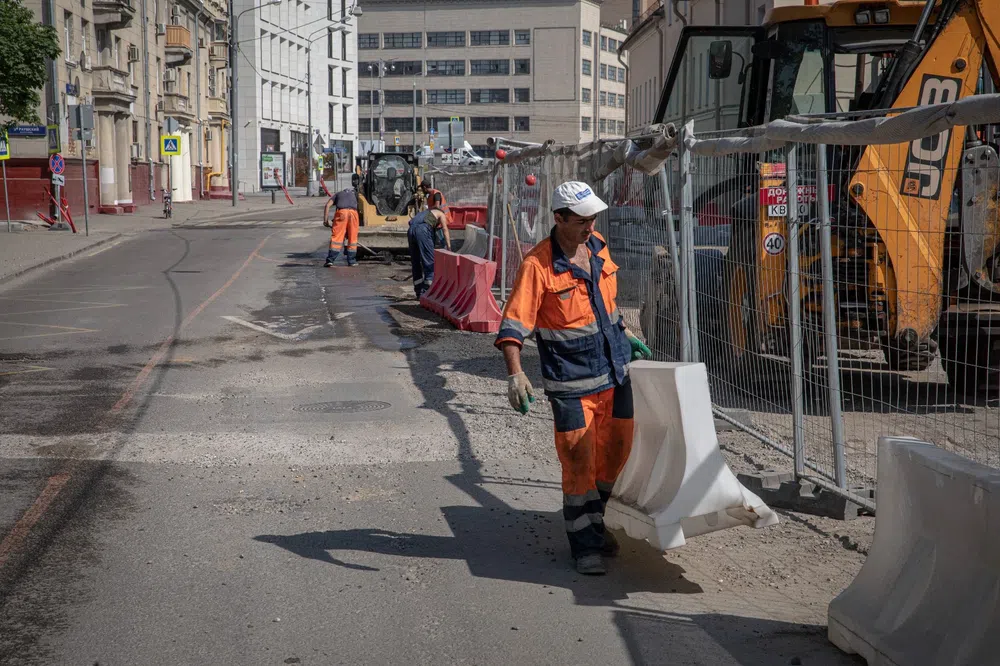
[495,229,632,398]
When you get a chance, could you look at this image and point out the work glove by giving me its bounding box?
[626,332,653,361]
[507,371,536,415]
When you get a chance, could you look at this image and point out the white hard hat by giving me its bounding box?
[551,181,608,217]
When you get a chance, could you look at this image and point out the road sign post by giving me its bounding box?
[161,135,181,215]
[0,131,10,233]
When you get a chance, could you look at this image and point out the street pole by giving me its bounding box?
[379,62,384,143]
[411,77,416,151]
[306,45,313,196]
[228,0,238,206]
[81,140,91,236]
[368,66,374,142]
[3,162,10,233]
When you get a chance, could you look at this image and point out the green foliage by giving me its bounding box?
[0,0,60,129]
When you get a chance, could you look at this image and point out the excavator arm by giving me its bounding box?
[850,0,1000,345]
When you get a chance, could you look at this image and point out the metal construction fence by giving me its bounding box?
[480,96,1000,513]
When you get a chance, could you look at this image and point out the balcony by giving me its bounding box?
[208,95,229,119]
[209,42,228,64]
[92,65,136,112]
[165,24,193,67]
[93,0,135,29]
[161,91,195,120]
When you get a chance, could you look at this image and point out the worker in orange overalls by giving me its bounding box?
[419,180,452,247]
[495,181,652,576]
[323,182,360,267]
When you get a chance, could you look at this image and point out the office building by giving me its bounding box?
[357,0,628,156]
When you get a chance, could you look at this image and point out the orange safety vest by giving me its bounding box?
[495,229,631,397]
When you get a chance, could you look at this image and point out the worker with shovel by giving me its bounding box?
[323,177,361,267]
[495,181,652,576]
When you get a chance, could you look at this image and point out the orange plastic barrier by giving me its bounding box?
[447,205,488,230]
[420,250,502,333]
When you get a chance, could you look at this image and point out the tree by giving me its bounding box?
[0,0,60,129]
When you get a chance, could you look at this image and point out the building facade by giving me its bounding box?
[7,0,231,220]
[356,0,628,156]
[232,0,359,195]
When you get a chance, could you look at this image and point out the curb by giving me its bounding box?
[0,233,124,286]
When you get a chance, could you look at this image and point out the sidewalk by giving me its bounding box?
[0,188,336,284]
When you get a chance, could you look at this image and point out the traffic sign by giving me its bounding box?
[51,173,66,186]
[49,153,65,175]
[47,124,60,155]
[161,135,181,156]
[164,117,180,134]
[0,132,9,161]
[393,134,400,146]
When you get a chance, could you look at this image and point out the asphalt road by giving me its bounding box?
[0,222,866,665]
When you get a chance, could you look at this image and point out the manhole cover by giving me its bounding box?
[293,401,391,413]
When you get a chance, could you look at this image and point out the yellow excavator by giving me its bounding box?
[354,152,422,253]
[643,0,1000,396]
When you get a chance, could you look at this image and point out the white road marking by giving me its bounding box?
[220,315,323,341]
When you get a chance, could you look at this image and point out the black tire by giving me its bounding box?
[881,337,935,372]
[941,334,999,398]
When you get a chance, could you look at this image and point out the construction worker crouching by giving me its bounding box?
[407,208,450,298]
[323,179,360,267]
[495,181,652,576]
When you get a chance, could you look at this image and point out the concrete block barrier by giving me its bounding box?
[604,361,779,550]
[828,437,1000,666]
[458,224,489,258]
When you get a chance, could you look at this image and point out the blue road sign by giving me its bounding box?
[9,125,46,137]
[161,135,181,156]
[49,153,65,175]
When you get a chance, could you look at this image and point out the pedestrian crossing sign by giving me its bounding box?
[0,132,9,161]
[161,135,181,156]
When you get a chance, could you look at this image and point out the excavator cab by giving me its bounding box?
[643,0,1000,395]
[358,152,419,227]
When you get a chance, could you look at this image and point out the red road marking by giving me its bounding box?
[0,473,72,570]
[0,235,271,572]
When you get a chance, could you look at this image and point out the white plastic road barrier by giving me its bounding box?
[604,361,778,550]
[828,437,1000,666]
[457,224,489,258]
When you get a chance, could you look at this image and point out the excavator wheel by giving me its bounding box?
[940,332,1000,398]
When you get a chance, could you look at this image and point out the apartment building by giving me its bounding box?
[356,0,628,155]
[232,0,359,195]
[7,0,230,219]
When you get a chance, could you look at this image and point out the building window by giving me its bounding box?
[600,63,607,80]
[80,19,90,59]
[343,105,350,134]
[599,91,606,106]
[608,38,618,52]
[359,118,371,133]
[581,116,591,131]
[601,35,608,51]
[426,59,465,76]
[384,117,422,132]
[514,59,530,75]
[342,68,349,97]
[617,120,625,134]
[427,88,465,104]
[618,94,625,109]
[64,11,73,59]
[329,103,335,133]
[470,59,509,75]
[470,30,509,46]
[582,87,591,102]
[384,89,422,105]
[514,116,529,131]
[328,66,335,95]
[360,60,421,76]
[618,67,626,82]
[470,88,509,104]
[359,91,380,105]
[470,116,509,132]
[358,33,379,49]
[582,30,591,46]
[428,117,465,132]
[384,32,421,49]
[427,31,464,48]
[514,88,530,103]
[582,59,591,76]
[599,118,607,133]
[514,29,530,45]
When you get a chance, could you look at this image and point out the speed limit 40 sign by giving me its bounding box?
[763,232,786,256]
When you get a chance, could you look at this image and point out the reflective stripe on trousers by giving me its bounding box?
[550,381,634,558]
[328,209,360,261]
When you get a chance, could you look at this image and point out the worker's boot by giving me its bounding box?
[575,553,606,576]
[602,530,620,557]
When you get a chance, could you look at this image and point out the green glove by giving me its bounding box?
[626,333,652,361]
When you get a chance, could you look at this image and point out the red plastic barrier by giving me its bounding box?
[448,255,502,333]
[420,250,502,334]
[447,205,488,230]
[420,250,461,315]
